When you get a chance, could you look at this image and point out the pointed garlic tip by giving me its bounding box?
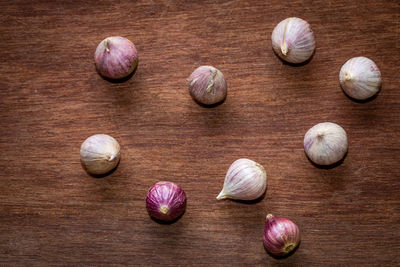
[108,153,116,161]
[256,163,266,173]
[339,56,382,100]
[304,122,348,166]
[216,190,227,200]
[217,158,267,201]
[281,42,288,55]
[206,68,217,93]
[104,39,110,52]
[266,214,274,220]
[271,17,315,64]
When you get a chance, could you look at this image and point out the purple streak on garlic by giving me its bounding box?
[339,56,381,100]
[188,66,227,105]
[94,36,138,79]
[304,122,348,166]
[80,134,120,175]
[263,214,300,256]
[146,181,186,222]
[271,17,315,64]
[217,158,267,201]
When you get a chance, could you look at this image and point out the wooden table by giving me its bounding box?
[0,0,399,265]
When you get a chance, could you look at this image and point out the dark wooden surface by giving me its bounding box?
[0,0,399,265]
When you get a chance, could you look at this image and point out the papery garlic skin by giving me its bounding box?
[271,17,315,64]
[146,181,187,222]
[263,214,300,256]
[304,122,348,166]
[95,36,138,79]
[339,56,381,100]
[188,66,227,105]
[80,134,120,175]
[217,158,267,201]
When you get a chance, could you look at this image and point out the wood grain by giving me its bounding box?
[0,0,399,265]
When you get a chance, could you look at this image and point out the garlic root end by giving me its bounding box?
[159,206,169,215]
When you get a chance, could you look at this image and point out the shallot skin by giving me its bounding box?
[146,181,186,222]
[94,36,138,79]
[263,214,300,257]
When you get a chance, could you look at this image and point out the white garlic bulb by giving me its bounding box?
[80,134,121,175]
[304,122,348,166]
[217,158,267,201]
[271,17,316,64]
[339,56,382,100]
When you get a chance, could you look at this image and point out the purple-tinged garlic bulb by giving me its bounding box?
[339,56,381,100]
[217,158,267,201]
[146,181,186,222]
[94,36,138,79]
[304,122,348,166]
[263,214,300,256]
[271,17,315,64]
[80,134,120,175]
[188,65,227,105]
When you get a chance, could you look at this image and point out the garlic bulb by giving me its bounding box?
[146,181,186,222]
[304,122,348,166]
[339,56,381,100]
[188,65,227,105]
[94,36,138,79]
[263,214,300,257]
[217,158,267,201]
[80,134,121,175]
[271,17,315,64]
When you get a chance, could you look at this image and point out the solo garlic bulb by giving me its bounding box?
[217,158,267,201]
[263,214,301,257]
[339,56,382,100]
[146,181,187,222]
[94,36,138,79]
[271,17,315,64]
[188,66,227,105]
[80,134,121,175]
[304,122,348,166]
